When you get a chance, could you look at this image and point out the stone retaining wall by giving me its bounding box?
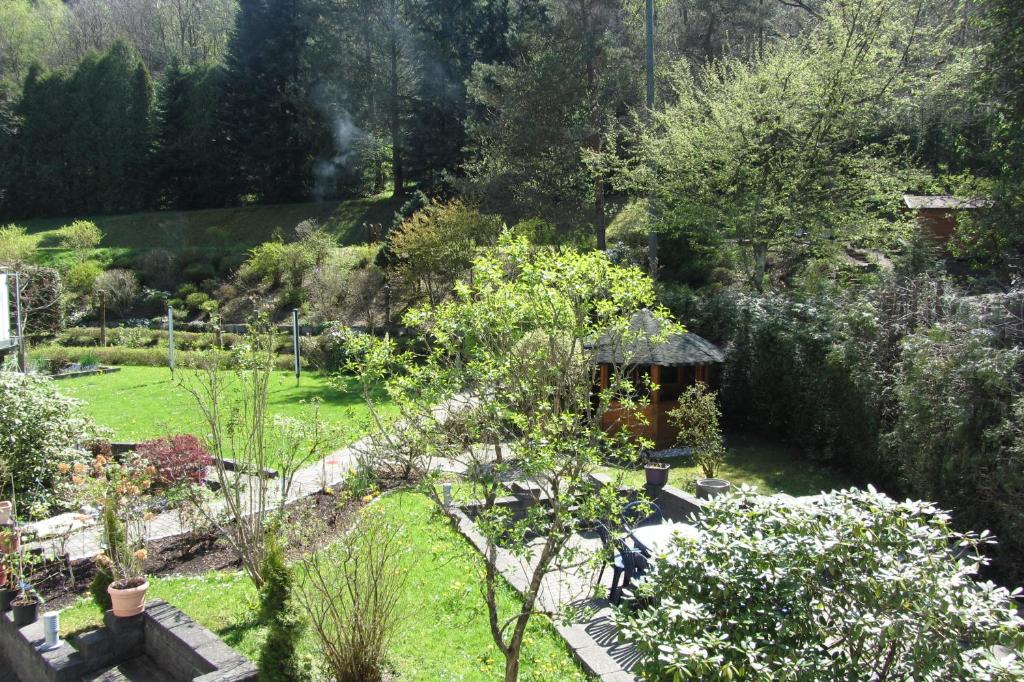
[0,599,257,681]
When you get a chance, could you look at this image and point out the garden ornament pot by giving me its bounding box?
[696,478,731,499]
[0,501,11,525]
[644,463,670,487]
[0,587,17,612]
[12,597,39,627]
[108,578,149,617]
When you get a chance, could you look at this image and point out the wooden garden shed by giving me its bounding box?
[595,309,725,450]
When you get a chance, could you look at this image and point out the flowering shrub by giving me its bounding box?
[136,434,212,488]
[68,453,153,589]
[0,371,105,516]
[617,487,1024,681]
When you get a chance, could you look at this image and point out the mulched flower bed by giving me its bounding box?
[31,489,375,611]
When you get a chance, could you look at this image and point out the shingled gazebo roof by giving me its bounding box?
[593,309,725,367]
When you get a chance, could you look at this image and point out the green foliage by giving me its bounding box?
[218,0,329,203]
[347,236,675,680]
[643,0,961,290]
[58,220,103,253]
[259,532,305,682]
[0,224,38,264]
[389,200,503,306]
[155,62,233,209]
[6,42,155,217]
[89,505,126,613]
[0,371,102,516]
[64,260,104,297]
[618,487,1024,680]
[668,383,726,478]
[672,276,1024,584]
[92,269,140,317]
[889,323,1024,570]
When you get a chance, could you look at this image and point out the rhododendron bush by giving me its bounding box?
[0,371,106,515]
[617,487,1024,681]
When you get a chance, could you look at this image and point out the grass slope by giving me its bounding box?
[59,366,394,457]
[23,194,403,266]
[600,433,853,497]
[60,492,588,681]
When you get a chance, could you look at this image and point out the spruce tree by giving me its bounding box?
[219,0,329,204]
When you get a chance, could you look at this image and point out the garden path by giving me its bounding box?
[31,438,365,562]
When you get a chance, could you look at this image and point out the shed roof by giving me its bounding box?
[594,309,725,367]
[902,194,992,210]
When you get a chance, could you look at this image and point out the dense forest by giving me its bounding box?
[0,0,1016,257]
[2,0,1024,585]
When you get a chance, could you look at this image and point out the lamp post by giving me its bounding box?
[645,0,658,277]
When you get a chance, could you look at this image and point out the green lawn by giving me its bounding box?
[600,433,853,497]
[59,365,394,462]
[23,194,404,267]
[60,492,588,681]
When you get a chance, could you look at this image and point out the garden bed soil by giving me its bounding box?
[32,490,368,611]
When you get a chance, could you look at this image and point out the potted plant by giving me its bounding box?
[0,555,16,612]
[667,383,731,499]
[643,453,670,487]
[6,540,43,626]
[69,452,153,617]
[102,548,149,617]
[11,583,42,627]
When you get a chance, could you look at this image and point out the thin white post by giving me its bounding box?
[167,306,175,375]
[292,309,300,385]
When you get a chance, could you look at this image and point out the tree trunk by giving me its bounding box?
[503,655,520,682]
[388,0,404,197]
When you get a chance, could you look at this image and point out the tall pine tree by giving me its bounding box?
[219,0,329,204]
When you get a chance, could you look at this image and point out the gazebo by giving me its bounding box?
[595,309,725,449]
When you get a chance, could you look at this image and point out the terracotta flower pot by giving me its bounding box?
[12,598,38,627]
[0,501,11,525]
[108,578,149,617]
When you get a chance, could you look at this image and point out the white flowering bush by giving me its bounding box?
[0,371,105,516]
[617,486,1024,681]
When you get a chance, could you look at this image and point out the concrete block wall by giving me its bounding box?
[0,599,257,682]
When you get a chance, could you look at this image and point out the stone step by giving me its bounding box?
[83,655,176,682]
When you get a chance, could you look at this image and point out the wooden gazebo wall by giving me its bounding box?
[599,362,711,450]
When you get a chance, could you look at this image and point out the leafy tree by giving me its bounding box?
[971,0,1024,275]
[347,237,680,681]
[465,0,641,245]
[641,0,963,290]
[617,487,1024,680]
[388,200,503,306]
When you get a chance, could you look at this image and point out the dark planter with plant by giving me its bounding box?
[11,591,40,626]
[0,586,16,612]
[668,383,731,499]
[643,457,670,487]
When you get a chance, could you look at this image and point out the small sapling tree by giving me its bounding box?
[346,236,681,681]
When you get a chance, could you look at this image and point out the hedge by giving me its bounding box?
[31,345,296,371]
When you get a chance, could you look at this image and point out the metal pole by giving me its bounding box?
[13,272,25,374]
[292,309,300,385]
[167,306,175,375]
[645,0,659,277]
